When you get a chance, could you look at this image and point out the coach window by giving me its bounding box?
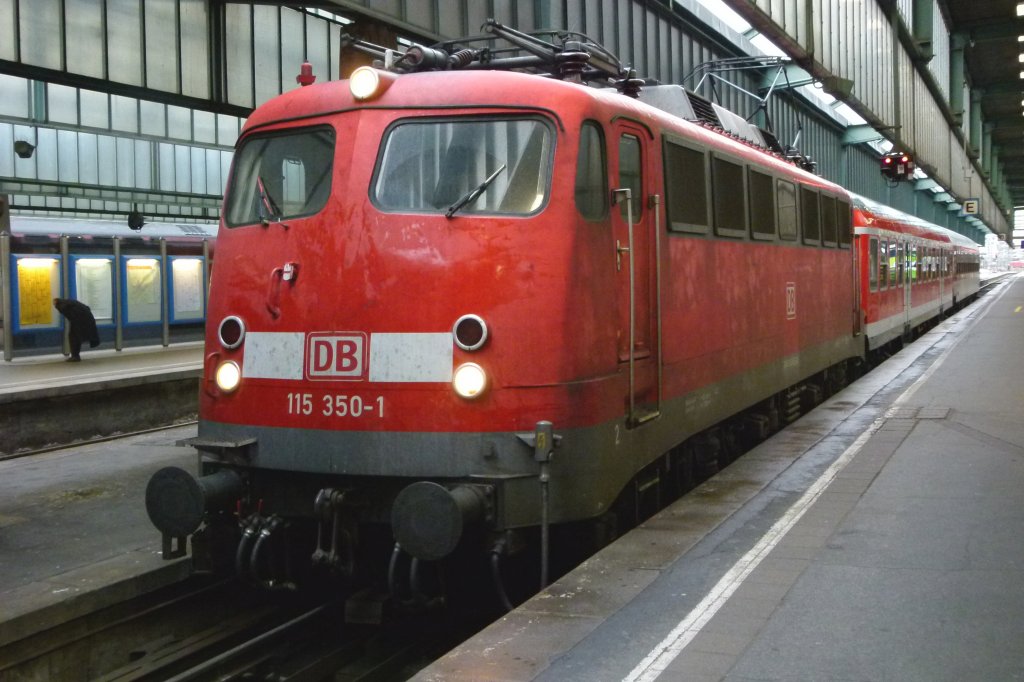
[821,194,838,246]
[575,122,607,221]
[712,155,746,237]
[878,239,888,289]
[888,241,898,287]
[868,237,879,291]
[800,186,820,244]
[748,169,776,239]
[777,180,798,241]
[663,138,709,233]
[896,243,905,285]
[837,200,852,247]
[619,135,643,223]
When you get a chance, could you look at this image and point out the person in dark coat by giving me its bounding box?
[53,297,100,362]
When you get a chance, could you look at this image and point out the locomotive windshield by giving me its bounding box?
[224,127,335,227]
[372,117,553,216]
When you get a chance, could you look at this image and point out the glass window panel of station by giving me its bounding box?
[0,1,15,60]
[0,75,30,118]
[141,100,167,138]
[20,0,62,70]
[106,0,143,86]
[57,130,80,183]
[66,0,105,78]
[47,84,79,125]
[111,95,140,134]
[134,141,153,190]
[80,89,109,129]
[180,0,211,99]
[77,132,99,184]
[280,10,305,95]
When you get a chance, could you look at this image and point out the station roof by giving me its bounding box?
[943,0,1024,207]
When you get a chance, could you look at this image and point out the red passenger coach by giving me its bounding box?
[854,195,980,349]
[143,21,975,601]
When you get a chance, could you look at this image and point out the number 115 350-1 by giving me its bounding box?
[286,392,385,418]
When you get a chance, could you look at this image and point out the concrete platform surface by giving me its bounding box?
[415,276,1024,682]
[0,342,202,403]
[1,343,203,456]
[0,424,196,647]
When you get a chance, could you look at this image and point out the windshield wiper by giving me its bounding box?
[445,164,507,219]
[257,175,282,225]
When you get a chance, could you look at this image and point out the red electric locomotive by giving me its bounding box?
[144,22,976,599]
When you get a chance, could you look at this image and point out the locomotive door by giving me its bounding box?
[612,123,660,427]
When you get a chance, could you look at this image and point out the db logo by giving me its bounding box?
[306,332,367,380]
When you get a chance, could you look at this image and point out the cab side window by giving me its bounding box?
[575,122,607,221]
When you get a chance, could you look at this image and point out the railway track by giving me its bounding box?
[1,571,486,682]
[0,419,199,463]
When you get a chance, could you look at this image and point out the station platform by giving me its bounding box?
[1,342,203,456]
[415,274,1024,682]
[0,423,196,651]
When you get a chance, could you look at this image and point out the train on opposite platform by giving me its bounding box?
[145,21,979,605]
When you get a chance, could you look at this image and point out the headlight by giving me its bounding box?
[215,361,241,393]
[452,363,487,399]
[349,66,396,101]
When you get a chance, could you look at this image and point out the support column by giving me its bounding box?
[969,90,983,159]
[982,123,994,178]
[912,0,934,60]
[949,33,967,125]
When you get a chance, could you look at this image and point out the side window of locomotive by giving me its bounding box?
[225,127,335,227]
[663,138,709,234]
[777,180,798,241]
[373,117,554,215]
[837,199,852,248]
[820,195,838,246]
[618,135,643,223]
[748,169,776,240]
[800,187,820,244]
[868,237,879,291]
[575,122,607,221]
[711,155,746,237]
